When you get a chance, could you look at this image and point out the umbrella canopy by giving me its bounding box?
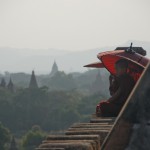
[84,62,104,68]
[97,50,149,81]
[84,48,149,82]
[97,50,149,73]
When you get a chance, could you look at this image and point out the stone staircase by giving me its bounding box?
[36,115,115,150]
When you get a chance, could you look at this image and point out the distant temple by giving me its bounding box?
[50,61,58,77]
[0,77,15,92]
[29,70,38,89]
[9,136,18,150]
[7,78,14,92]
[0,78,6,88]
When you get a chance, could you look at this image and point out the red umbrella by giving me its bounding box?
[84,61,104,68]
[98,50,148,70]
[84,47,149,82]
[97,50,149,81]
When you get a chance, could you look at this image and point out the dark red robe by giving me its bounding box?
[97,73,135,117]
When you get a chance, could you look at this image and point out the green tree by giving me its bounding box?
[0,88,15,130]
[47,71,77,91]
[0,122,11,150]
[13,88,49,130]
[78,93,104,115]
[22,125,46,150]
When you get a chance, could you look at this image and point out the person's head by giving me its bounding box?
[115,59,128,76]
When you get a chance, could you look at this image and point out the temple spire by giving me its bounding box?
[0,78,6,88]
[50,60,58,77]
[7,77,14,92]
[29,70,38,89]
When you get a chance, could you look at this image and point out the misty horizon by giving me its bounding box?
[0,40,150,75]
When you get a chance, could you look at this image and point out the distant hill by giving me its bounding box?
[0,41,149,74]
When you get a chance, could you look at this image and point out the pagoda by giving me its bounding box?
[0,78,6,88]
[50,61,58,77]
[29,70,38,89]
[7,78,14,92]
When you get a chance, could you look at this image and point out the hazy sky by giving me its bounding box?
[0,0,150,51]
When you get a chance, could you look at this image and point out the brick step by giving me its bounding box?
[71,122,112,126]
[42,140,99,149]
[90,118,116,123]
[37,141,97,150]
[67,128,111,131]
[70,124,112,129]
[65,130,109,144]
[68,125,112,130]
[36,148,65,150]
[38,135,101,150]
[65,130,109,135]
[91,114,116,119]
[37,117,115,149]
[46,135,100,141]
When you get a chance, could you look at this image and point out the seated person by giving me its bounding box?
[109,74,119,96]
[96,59,135,117]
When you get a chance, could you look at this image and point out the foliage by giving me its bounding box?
[0,122,11,150]
[0,85,107,133]
[0,69,109,138]
[0,69,109,93]
[0,54,111,149]
[0,88,14,126]
[47,71,77,91]
[22,125,46,150]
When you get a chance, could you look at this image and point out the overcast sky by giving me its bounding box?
[0,0,150,51]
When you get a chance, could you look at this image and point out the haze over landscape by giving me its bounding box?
[0,1,150,149]
[0,40,150,74]
[0,0,150,73]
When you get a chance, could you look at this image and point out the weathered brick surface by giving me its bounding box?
[46,135,100,141]
[90,118,115,124]
[71,123,111,126]
[38,142,95,150]
[42,140,98,149]
[70,123,112,129]
[37,118,114,150]
[65,130,109,144]
[36,148,65,150]
[41,134,101,149]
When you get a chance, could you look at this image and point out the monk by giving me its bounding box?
[96,59,135,117]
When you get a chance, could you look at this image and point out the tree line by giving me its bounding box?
[0,69,109,149]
